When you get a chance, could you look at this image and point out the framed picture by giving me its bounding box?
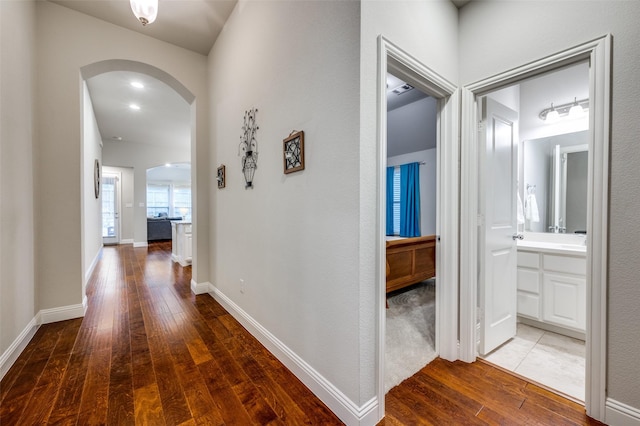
[94,159,101,198]
[283,130,304,174]
[217,164,226,189]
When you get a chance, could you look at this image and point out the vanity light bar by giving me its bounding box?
[539,98,589,121]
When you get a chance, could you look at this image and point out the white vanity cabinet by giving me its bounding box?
[517,247,586,338]
[171,221,192,266]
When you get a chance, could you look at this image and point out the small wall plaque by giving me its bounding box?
[217,164,226,189]
[283,130,305,174]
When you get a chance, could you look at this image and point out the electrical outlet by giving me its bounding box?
[239,279,245,294]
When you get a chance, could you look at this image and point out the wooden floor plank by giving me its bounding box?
[1,242,603,425]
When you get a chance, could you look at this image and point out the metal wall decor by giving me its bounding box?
[283,130,305,174]
[216,164,226,189]
[238,108,259,188]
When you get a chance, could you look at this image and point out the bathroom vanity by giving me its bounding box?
[517,238,586,340]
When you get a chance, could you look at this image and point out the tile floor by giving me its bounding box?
[482,323,586,402]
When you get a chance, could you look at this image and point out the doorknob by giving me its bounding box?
[512,233,524,240]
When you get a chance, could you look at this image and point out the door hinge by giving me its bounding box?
[478,121,485,132]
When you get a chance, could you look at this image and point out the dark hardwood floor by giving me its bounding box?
[382,358,604,425]
[1,242,604,425]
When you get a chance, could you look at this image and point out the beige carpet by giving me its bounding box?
[385,279,436,393]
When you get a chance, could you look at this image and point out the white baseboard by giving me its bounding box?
[606,398,640,426]
[209,285,379,425]
[119,239,134,244]
[84,247,102,293]
[0,316,39,380]
[39,303,85,324]
[190,279,210,295]
[133,241,148,248]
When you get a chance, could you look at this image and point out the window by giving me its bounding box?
[392,167,401,235]
[173,185,192,221]
[147,184,170,217]
[146,183,191,221]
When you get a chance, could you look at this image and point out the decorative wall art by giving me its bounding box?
[216,164,226,189]
[94,158,101,199]
[238,108,259,189]
[283,130,305,174]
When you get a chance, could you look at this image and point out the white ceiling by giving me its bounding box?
[387,73,429,112]
[147,163,191,182]
[51,0,237,56]
[86,70,191,148]
[60,0,239,153]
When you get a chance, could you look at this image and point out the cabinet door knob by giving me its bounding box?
[512,233,524,240]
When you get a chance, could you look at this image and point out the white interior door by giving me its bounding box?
[479,97,518,355]
[102,174,119,245]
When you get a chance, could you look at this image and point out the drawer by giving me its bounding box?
[517,291,540,319]
[543,254,586,275]
[517,268,540,293]
[517,251,539,268]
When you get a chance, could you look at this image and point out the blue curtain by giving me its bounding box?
[400,162,421,237]
[386,166,395,235]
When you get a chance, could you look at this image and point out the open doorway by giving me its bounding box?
[476,62,590,402]
[460,36,611,418]
[101,171,121,245]
[376,38,460,413]
[383,72,438,392]
[84,68,192,248]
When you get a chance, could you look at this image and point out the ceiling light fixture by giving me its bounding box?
[131,81,144,89]
[390,83,414,95]
[130,0,158,26]
[129,104,141,110]
[539,98,589,122]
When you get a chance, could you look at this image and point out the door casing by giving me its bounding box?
[376,35,460,420]
[459,35,611,421]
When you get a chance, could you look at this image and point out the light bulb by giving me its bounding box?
[569,98,584,119]
[546,104,560,123]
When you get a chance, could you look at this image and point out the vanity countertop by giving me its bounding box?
[517,239,586,255]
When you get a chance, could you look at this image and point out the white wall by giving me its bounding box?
[209,0,363,415]
[387,97,437,157]
[387,149,437,236]
[103,166,135,242]
[81,82,103,288]
[0,0,36,362]
[34,1,208,311]
[460,0,640,411]
[103,141,190,244]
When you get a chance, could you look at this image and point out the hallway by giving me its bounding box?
[0,243,341,424]
[1,243,604,425]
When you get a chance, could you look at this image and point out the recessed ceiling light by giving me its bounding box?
[129,104,141,110]
[131,81,144,89]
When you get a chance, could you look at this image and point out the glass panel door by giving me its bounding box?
[102,174,119,245]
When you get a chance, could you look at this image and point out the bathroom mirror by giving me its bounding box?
[521,130,588,233]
